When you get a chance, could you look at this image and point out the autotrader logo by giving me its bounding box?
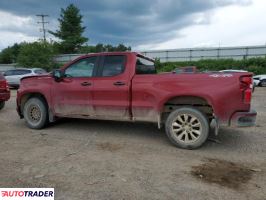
[0,188,54,200]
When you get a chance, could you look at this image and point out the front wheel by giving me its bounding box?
[165,107,209,149]
[0,101,5,110]
[23,97,48,129]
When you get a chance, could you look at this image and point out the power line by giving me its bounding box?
[36,14,49,41]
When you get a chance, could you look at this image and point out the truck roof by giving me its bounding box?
[76,51,155,62]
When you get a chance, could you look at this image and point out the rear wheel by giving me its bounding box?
[0,101,5,110]
[23,97,48,129]
[165,107,209,149]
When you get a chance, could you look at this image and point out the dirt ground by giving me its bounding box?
[0,88,265,200]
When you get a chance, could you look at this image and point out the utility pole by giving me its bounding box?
[36,14,49,42]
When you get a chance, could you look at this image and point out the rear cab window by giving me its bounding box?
[136,56,157,74]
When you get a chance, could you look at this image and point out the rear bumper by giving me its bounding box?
[0,91,10,102]
[230,110,257,127]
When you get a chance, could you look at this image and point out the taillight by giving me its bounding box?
[6,82,10,91]
[0,80,9,91]
[240,76,252,104]
[0,80,4,89]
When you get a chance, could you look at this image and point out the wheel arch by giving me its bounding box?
[160,95,215,123]
[20,92,50,119]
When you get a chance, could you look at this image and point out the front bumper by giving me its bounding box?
[230,110,257,127]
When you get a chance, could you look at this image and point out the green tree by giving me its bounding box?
[79,45,96,53]
[78,43,131,53]
[49,4,88,53]
[0,47,13,63]
[95,43,104,52]
[17,42,56,71]
[116,44,131,51]
[0,43,22,63]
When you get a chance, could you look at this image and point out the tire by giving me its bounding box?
[259,79,266,87]
[23,97,48,129]
[165,107,209,149]
[0,101,5,110]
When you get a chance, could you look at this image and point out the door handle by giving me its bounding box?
[81,82,92,86]
[113,81,126,86]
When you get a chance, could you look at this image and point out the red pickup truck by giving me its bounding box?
[0,74,10,110]
[16,52,256,149]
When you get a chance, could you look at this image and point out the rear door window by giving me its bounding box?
[100,55,126,77]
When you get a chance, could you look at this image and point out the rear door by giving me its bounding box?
[52,56,98,117]
[92,55,131,120]
[132,56,158,122]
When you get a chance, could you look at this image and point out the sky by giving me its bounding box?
[0,0,265,51]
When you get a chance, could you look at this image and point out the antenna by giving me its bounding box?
[36,14,49,41]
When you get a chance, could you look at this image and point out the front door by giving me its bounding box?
[52,56,98,117]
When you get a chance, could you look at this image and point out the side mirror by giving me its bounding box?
[52,69,64,82]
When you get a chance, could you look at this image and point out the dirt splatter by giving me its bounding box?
[191,158,254,189]
[97,142,123,152]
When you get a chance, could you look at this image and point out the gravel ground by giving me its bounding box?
[0,88,265,200]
